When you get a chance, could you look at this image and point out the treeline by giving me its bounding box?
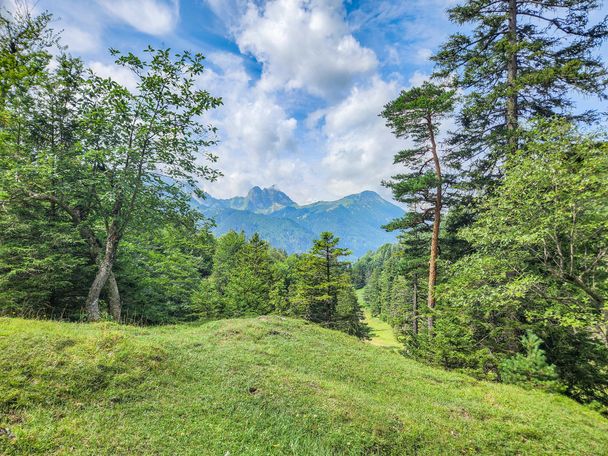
[0,9,367,337]
[193,231,368,338]
[357,0,608,412]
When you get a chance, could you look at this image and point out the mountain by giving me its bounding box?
[191,187,404,258]
[198,185,296,215]
[3,316,607,454]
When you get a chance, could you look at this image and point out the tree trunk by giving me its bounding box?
[427,116,442,333]
[85,228,119,321]
[107,272,121,322]
[506,0,518,152]
[412,274,418,336]
[81,224,122,322]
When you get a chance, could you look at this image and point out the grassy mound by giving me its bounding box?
[1,316,607,455]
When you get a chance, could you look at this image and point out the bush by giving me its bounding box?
[499,332,563,393]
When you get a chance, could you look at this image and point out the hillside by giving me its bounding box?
[192,187,404,258]
[1,317,607,455]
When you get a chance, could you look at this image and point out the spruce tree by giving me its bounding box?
[225,233,274,316]
[295,232,351,325]
[434,0,608,188]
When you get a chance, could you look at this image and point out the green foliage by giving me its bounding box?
[193,231,368,338]
[380,82,455,218]
[116,223,216,324]
[224,233,275,317]
[433,119,608,407]
[500,332,562,393]
[295,232,351,323]
[0,204,91,318]
[434,0,608,189]
[358,243,427,345]
[0,9,222,321]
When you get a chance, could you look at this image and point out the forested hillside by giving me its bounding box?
[355,0,608,414]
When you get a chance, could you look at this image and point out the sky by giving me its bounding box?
[3,0,606,204]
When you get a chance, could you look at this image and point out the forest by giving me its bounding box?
[1,0,608,453]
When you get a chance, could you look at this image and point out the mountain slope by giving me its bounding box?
[203,206,315,253]
[193,187,404,257]
[2,317,607,455]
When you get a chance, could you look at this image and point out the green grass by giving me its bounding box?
[356,289,401,350]
[1,317,607,455]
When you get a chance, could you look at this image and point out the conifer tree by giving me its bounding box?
[225,233,274,316]
[295,232,351,325]
[434,0,608,187]
[381,82,456,331]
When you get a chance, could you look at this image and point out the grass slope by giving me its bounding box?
[361,308,401,351]
[356,289,401,351]
[1,317,607,455]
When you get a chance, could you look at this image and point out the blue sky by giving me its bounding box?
[4,0,606,203]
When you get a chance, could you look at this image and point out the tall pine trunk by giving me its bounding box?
[507,0,518,151]
[412,274,418,335]
[427,116,442,332]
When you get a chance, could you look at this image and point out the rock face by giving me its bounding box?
[191,187,405,258]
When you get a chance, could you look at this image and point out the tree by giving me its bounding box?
[224,233,274,316]
[116,222,216,324]
[0,9,93,319]
[1,6,223,322]
[0,6,57,111]
[437,119,608,407]
[295,232,352,325]
[381,82,456,331]
[434,0,608,188]
[499,332,562,393]
[75,48,222,321]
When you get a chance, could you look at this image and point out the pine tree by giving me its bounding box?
[295,232,351,325]
[500,332,562,393]
[434,0,608,188]
[381,82,456,331]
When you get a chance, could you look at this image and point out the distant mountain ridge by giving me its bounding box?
[191,186,404,258]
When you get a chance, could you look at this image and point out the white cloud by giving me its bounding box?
[204,0,248,28]
[89,61,139,91]
[60,26,101,54]
[97,0,179,36]
[235,0,377,99]
[196,52,310,200]
[319,77,401,198]
[408,71,430,87]
[415,47,432,62]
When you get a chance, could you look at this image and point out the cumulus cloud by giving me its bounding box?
[97,0,179,36]
[196,52,316,200]
[235,0,377,99]
[60,26,102,54]
[319,77,402,198]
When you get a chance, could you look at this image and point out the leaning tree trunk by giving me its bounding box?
[427,116,442,332]
[85,228,119,321]
[81,225,122,322]
[107,272,121,322]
